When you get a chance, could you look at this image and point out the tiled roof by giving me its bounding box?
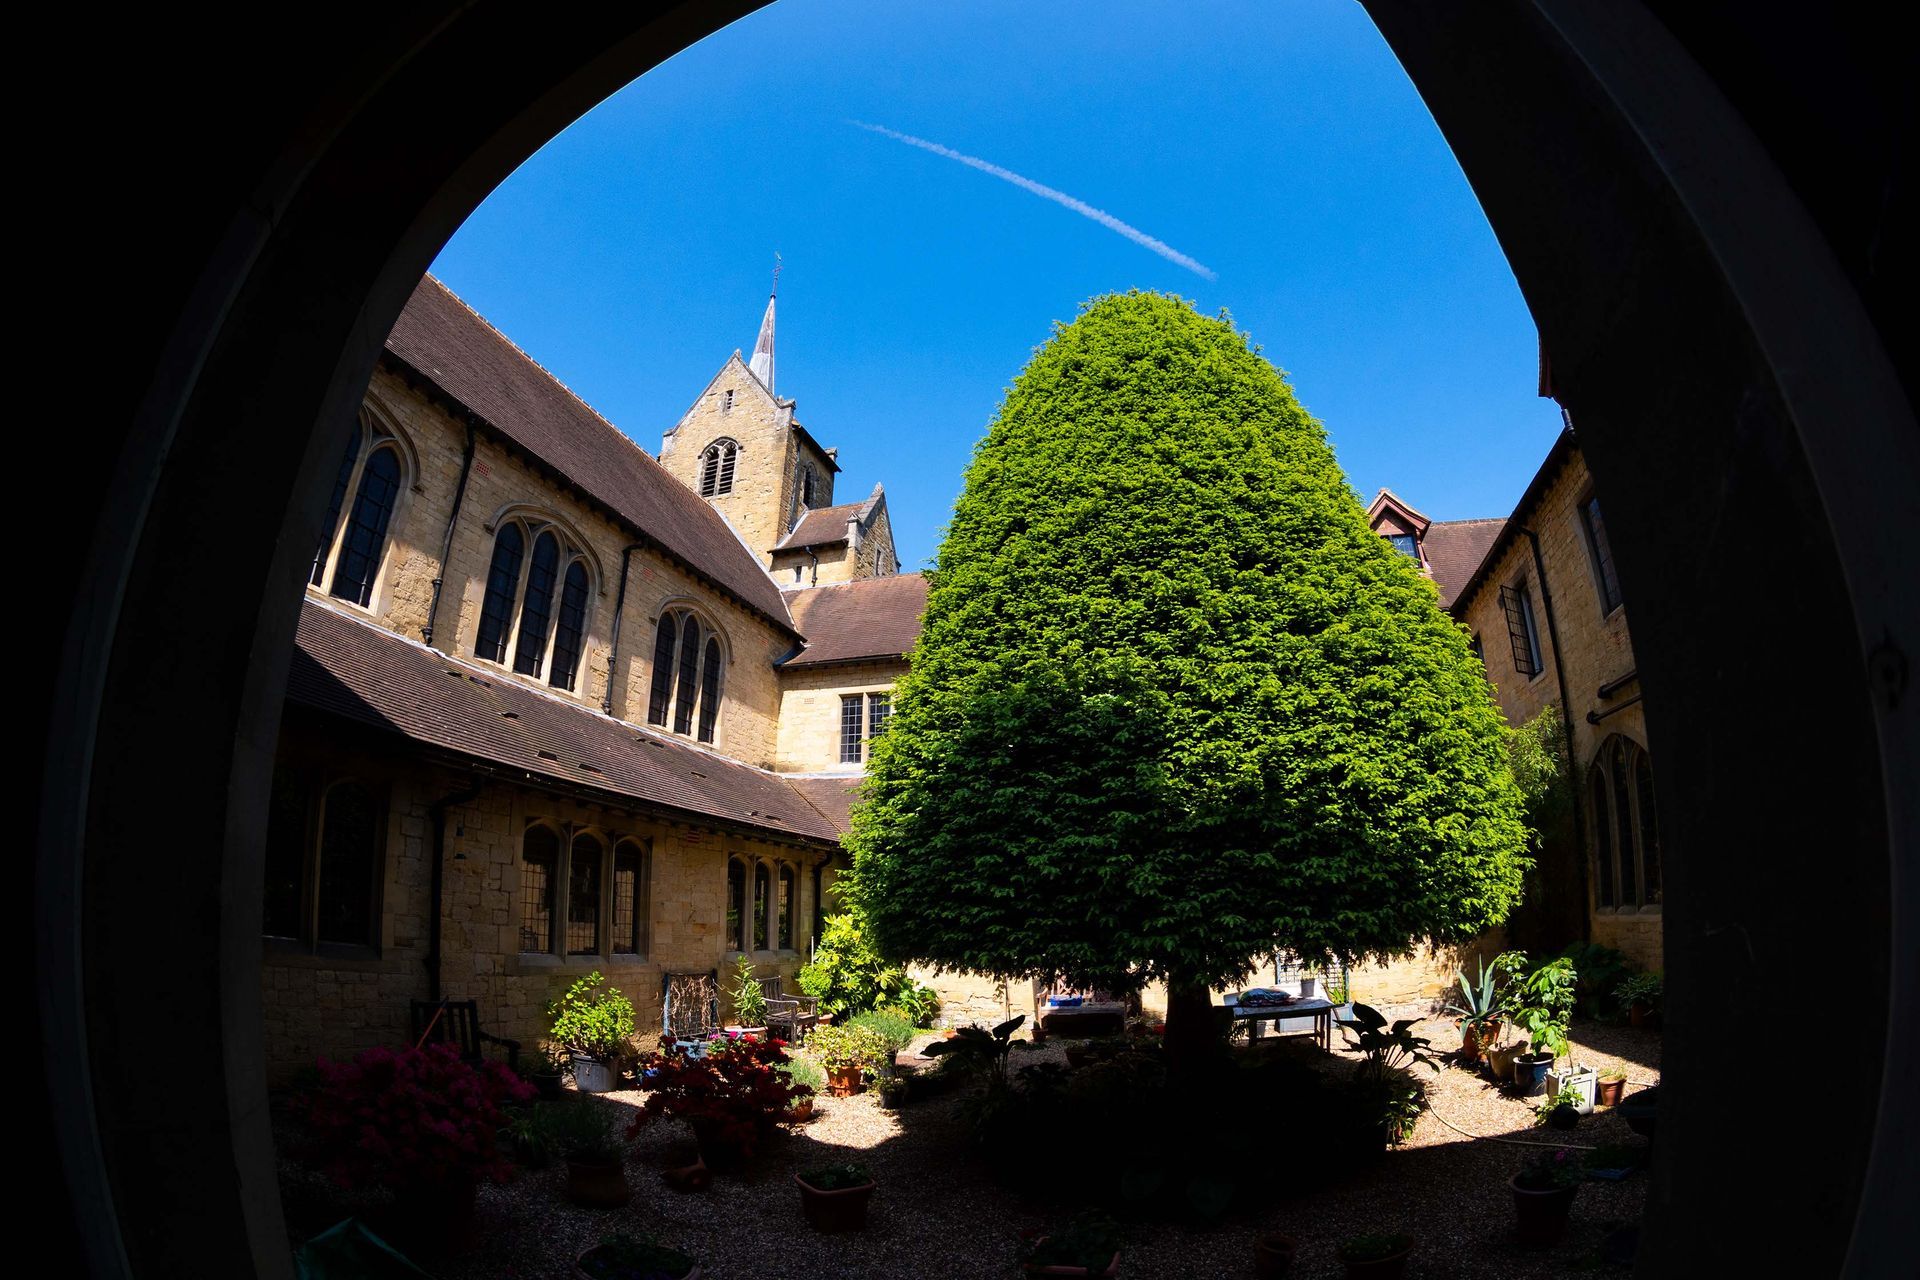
[288,599,842,844]
[1423,518,1508,609]
[385,276,794,634]
[775,498,870,550]
[784,775,865,833]
[1447,427,1581,615]
[779,573,929,668]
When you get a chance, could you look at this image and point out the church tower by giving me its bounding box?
[660,286,845,562]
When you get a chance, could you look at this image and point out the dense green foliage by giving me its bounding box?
[848,292,1530,1000]
[547,972,637,1060]
[794,912,938,1021]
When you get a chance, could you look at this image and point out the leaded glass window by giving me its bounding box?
[567,832,603,955]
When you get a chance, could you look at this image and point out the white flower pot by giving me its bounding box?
[1546,1064,1599,1114]
[571,1054,616,1094]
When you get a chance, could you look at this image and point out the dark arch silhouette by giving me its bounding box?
[35,3,1915,1276]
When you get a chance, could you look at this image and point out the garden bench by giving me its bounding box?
[409,998,521,1069]
[755,974,819,1044]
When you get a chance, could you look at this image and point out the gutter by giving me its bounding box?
[602,544,645,714]
[423,420,476,649]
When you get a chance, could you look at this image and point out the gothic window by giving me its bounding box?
[1500,581,1544,677]
[567,831,603,955]
[311,408,410,608]
[646,609,725,744]
[473,515,593,691]
[1590,736,1662,911]
[260,770,385,951]
[752,863,770,951]
[698,439,738,497]
[726,858,747,952]
[1581,494,1624,615]
[520,824,559,953]
[777,865,795,950]
[612,839,648,956]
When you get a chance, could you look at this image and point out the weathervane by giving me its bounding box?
[772,251,782,296]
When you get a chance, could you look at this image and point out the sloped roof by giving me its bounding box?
[385,276,793,633]
[775,485,884,551]
[779,573,929,668]
[288,600,842,844]
[783,774,865,833]
[1423,518,1508,609]
[1448,427,1581,615]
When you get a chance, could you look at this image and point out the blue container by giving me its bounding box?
[1515,1053,1554,1097]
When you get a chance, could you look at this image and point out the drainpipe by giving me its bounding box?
[423,421,477,649]
[427,771,489,1003]
[603,544,645,714]
[1524,526,1591,941]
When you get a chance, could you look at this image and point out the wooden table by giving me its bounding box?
[1223,995,1334,1051]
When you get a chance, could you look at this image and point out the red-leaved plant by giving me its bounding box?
[307,1043,533,1191]
[629,1035,808,1159]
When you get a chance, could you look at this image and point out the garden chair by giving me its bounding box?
[662,970,719,1054]
[409,998,521,1070]
[756,974,819,1045]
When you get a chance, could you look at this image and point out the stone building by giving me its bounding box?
[261,276,923,1077]
[1373,426,1663,971]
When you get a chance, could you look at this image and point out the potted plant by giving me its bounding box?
[1497,952,1575,1097]
[553,1099,630,1208]
[576,1232,701,1280]
[873,1073,910,1110]
[725,954,768,1036]
[1254,1232,1299,1277]
[630,1034,805,1175]
[1596,1066,1629,1108]
[1338,1003,1440,1149]
[1617,972,1663,1027]
[1511,1146,1584,1246]
[1023,1213,1122,1277]
[500,1101,560,1169]
[1443,958,1505,1064]
[1486,1035,1528,1083]
[1534,1084,1584,1131]
[548,972,638,1094]
[1337,1233,1414,1278]
[306,1043,532,1256]
[795,1161,877,1232]
[809,1022,890,1096]
[1619,1086,1660,1140]
[523,1044,568,1101]
[780,1056,825,1120]
[1545,1060,1599,1112]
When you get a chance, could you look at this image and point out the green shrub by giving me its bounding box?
[796,911,936,1020]
[847,1007,919,1055]
[779,1055,825,1092]
[547,972,637,1060]
[807,1022,891,1072]
[726,955,768,1027]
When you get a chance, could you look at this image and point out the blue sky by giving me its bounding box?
[431,0,1563,572]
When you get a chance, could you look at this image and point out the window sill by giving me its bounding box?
[262,940,391,970]
[1593,905,1663,918]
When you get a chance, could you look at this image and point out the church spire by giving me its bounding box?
[748,257,779,393]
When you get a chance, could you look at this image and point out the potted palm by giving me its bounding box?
[795,1162,877,1232]
[1337,1233,1414,1278]
[554,1100,630,1208]
[1444,958,1505,1064]
[1511,1147,1584,1246]
[576,1232,701,1280]
[548,972,638,1094]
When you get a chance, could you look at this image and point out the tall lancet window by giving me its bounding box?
[473,515,594,691]
[311,407,411,609]
[698,439,738,497]
[644,608,725,744]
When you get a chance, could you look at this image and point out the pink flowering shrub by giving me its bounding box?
[630,1035,807,1159]
[308,1043,533,1190]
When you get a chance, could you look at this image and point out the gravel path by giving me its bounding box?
[289,1018,1662,1278]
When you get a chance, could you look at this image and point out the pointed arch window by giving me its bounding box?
[567,831,604,955]
[473,515,594,691]
[777,865,795,950]
[726,858,747,952]
[613,839,649,956]
[260,768,385,953]
[520,824,559,953]
[698,439,739,497]
[645,609,726,744]
[752,863,771,951]
[1589,736,1662,911]
[311,408,410,608]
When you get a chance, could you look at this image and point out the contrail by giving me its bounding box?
[851,121,1217,282]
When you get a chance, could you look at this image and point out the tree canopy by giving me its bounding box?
[847,292,1529,1006]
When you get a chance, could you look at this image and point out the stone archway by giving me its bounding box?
[37,3,1914,1276]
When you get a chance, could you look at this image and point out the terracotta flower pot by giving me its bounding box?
[826,1064,863,1097]
[1460,1020,1502,1063]
[1254,1232,1299,1277]
[788,1098,816,1122]
[795,1172,877,1232]
[1510,1176,1579,1247]
[1629,1001,1650,1028]
[566,1155,631,1208]
[1596,1077,1626,1107]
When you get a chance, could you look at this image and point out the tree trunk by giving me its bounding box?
[1162,980,1221,1082]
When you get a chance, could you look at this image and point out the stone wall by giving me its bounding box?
[1454,444,1661,969]
[658,356,800,565]
[773,658,908,773]
[260,744,833,1082]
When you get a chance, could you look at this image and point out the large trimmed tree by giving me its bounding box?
[847,292,1529,1070]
